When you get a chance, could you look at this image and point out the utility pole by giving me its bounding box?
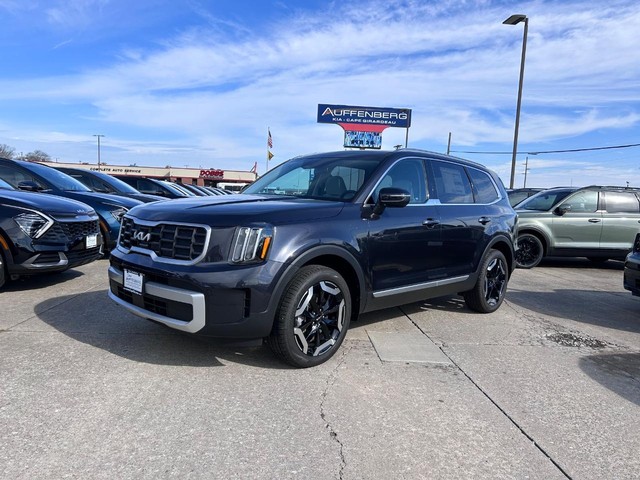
[523,156,529,187]
[93,134,105,171]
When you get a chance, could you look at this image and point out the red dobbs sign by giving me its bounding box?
[200,169,224,179]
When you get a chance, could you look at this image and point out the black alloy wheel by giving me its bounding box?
[515,233,544,269]
[268,265,351,368]
[464,249,509,313]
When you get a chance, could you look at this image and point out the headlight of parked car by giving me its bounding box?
[106,204,129,223]
[230,226,273,264]
[14,211,54,238]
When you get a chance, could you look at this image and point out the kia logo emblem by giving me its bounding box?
[133,231,151,242]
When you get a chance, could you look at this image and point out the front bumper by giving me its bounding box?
[108,251,286,339]
[108,265,207,332]
[6,236,102,276]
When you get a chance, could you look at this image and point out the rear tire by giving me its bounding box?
[464,249,509,313]
[515,233,544,268]
[268,265,351,368]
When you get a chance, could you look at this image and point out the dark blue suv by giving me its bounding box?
[0,158,142,252]
[108,150,517,367]
[0,178,102,289]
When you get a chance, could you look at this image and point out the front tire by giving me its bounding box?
[515,233,544,268]
[0,250,6,290]
[268,265,351,368]
[464,249,509,313]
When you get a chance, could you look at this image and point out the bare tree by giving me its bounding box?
[23,150,51,163]
[0,144,15,159]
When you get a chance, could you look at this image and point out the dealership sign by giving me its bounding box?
[318,104,412,149]
[317,104,411,128]
[200,168,224,179]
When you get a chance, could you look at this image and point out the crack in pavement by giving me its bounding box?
[319,345,351,480]
[400,306,574,480]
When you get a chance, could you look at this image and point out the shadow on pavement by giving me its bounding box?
[507,288,640,334]
[580,352,640,406]
[1,268,84,292]
[535,257,624,270]
[34,289,292,370]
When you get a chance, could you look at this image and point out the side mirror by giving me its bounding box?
[555,205,571,216]
[372,187,411,216]
[17,180,41,192]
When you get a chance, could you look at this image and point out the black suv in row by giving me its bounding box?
[108,150,517,367]
[0,178,102,289]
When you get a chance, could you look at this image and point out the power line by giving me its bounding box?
[451,142,640,155]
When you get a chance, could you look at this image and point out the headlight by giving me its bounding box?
[14,212,54,238]
[230,226,273,263]
[107,205,128,223]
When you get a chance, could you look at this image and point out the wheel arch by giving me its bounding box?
[517,227,549,256]
[483,234,516,274]
[268,245,366,330]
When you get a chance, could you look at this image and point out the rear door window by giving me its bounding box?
[605,192,640,213]
[431,161,474,204]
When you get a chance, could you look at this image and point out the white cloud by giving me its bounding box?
[0,0,639,185]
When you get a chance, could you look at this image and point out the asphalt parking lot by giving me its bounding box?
[1,258,639,479]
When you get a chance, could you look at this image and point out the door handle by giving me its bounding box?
[478,216,492,225]
[422,219,440,228]
[588,218,601,223]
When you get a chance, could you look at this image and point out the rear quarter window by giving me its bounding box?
[467,168,499,204]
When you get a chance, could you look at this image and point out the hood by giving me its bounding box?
[127,194,345,225]
[111,192,167,203]
[61,191,143,208]
[0,189,96,216]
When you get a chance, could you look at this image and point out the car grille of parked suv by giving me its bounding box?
[119,217,208,261]
[41,220,100,242]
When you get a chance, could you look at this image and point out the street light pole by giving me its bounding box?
[503,14,528,189]
[93,134,105,171]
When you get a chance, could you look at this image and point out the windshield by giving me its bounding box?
[0,178,14,190]
[243,154,384,200]
[94,171,142,194]
[517,189,575,211]
[24,162,92,192]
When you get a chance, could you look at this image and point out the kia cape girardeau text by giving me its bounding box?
[108,149,517,368]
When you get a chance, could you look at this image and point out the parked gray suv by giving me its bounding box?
[515,186,640,268]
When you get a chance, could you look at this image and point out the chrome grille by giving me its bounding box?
[119,217,209,263]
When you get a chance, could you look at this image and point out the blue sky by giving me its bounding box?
[1,0,639,187]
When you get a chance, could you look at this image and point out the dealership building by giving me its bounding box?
[43,161,258,192]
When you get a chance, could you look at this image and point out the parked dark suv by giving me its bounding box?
[54,167,165,203]
[108,150,517,367]
[0,178,102,289]
[0,158,142,252]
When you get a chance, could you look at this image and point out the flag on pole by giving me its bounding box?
[268,151,274,160]
[267,129,273,149]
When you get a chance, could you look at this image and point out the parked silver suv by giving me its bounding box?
[515,186,640,268]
